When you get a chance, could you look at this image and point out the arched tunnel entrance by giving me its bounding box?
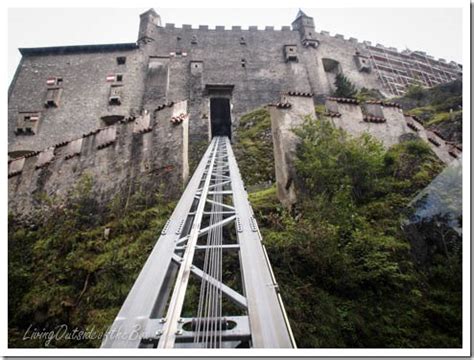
[210,97,231,139]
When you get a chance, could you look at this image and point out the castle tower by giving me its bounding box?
[291,9,319,48]
[138,8,161,43]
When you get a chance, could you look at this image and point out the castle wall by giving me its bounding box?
[8,9,463,213]
[403,115,460,164]
[8,46,147,155]
[8,101,189,217]
[326,98,412,148]
[325,98,461,163]
[268,93,315,208]
[141,25,311,133]
[8,9,462,159]
[313,32,386,95]
[268,94,461,208]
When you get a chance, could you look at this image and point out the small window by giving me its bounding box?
[116,57,126,65]
[16,112,41,135]
[190,61,203,75]
[116,74,123,82]
[46,77,63,86]
[109,85,123,105]
[240,36,246,45]
[241,59,246,68]
[284,45,298,62]
[45,87,62,108]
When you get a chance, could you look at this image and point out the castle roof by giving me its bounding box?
[295,9,309,19]
[140,8,159,18]
[19,43,138,56]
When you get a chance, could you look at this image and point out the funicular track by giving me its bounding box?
[101,136,295,348]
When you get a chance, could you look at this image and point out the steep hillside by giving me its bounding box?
[393,80,462,144]
[233,108,275,187]
[235,110,461,347]
[8,176,176,347]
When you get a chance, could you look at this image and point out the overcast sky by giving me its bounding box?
[8,8,463,84]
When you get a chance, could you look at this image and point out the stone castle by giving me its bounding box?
[8,9,463,213]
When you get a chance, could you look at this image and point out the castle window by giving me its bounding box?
[191,35,198,44]
[116,56,126,65]
[284,45,298,62]
[241,59,246,68]
[45,87,62,108]
[109,85,123,105]
[322,58,341,74]
[46,77,62,86]
[101,115,125,126]
[190,61,203,75]
[240,36,246,45]
[15,112,41,135]
[106,74,123,82]
[354,54,371,73]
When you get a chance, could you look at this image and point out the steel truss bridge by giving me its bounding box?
[102,136,295,348]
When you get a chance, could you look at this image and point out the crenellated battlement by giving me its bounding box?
[316,29,461,70]
[162,23,294,32]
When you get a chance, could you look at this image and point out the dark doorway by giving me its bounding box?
[210,97,231,139]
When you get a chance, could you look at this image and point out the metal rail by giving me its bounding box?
[101,136,295,348]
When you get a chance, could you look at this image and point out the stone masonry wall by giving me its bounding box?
[268,94,462,208]
[9,9,462,158]
[268,92,316,208]
[324,98,461,163]
[312,32,385,95]
[8,47,146,155]
[8,9,463,215]
[140,25,310,132]
[8,101,189,217]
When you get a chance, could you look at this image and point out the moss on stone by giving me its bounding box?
[234,108,275,187]
[8,180,176,348]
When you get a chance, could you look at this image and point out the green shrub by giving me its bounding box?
[8,178,175,348]
[334,73,357,98]
[250,118,458,348]
[405,83,425,100]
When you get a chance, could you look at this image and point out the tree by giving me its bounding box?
[405,82,425,100]
[334,73,357,98]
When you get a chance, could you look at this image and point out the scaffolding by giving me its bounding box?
[366,45,461,97]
